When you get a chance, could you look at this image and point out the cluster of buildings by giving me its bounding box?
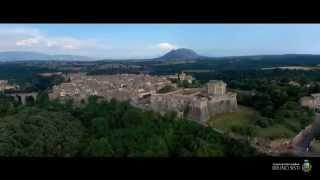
[0,80,16,92]
[300,94,320,112]
[165,72,194,83]
[49,73,238,124]
[49,73,174,102]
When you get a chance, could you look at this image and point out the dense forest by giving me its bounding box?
[148,55,320,74]
[0,94,259,157]
[0,63,63,92]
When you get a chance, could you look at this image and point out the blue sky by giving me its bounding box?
[1,24,320,59]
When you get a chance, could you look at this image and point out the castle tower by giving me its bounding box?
[178,72,187,81]
[178,72,193,83]
[206,80,226,96]
[311,93,320,111]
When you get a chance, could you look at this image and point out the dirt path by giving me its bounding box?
[289,113,320,157]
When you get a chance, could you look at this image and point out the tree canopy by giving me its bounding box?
[0,95,259,157]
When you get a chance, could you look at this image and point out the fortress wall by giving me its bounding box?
[186,98,209,123]
[207,94,237,117]
[150,93,191,114]
[150,92,237,124]
[150,93,211,123]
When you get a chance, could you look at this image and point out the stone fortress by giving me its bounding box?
[49,72,238,124]
[148,80,237,123]
[300,93,320,112]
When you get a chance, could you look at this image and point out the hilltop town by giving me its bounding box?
[49,72,238,123]
[4,23,320,160]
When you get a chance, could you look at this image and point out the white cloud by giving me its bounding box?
[15,35,96,50]
[46,40,57,47]
[0,26,112,58]
[0,26,178,59]
[49,37,81,50]
[16,36,43,46]
[156,42,177,50]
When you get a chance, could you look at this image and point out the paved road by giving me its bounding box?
[290,113,320,156]
[210,114,320,157]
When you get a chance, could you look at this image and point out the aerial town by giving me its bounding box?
[49,72,238,124]
[3,24,320,160]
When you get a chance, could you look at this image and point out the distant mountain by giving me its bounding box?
[156,48,204,61]
[215,54,320,60]
[0,51,50,61]
[0,51,96,61]
[48,55,95,61]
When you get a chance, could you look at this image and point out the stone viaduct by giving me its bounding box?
[6,92,38,105]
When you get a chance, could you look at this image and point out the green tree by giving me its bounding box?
[84,138,114,156]
[0,108,84,157]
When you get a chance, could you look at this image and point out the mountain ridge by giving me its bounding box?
[2,50,320,62]
[155,48,205,61]
[0,51,96,61]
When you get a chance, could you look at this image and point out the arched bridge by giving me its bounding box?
[6,92,38,105]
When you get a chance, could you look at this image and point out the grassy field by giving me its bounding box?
[209,106,259,131]
[208,106,296,139]
[255,125,296,140]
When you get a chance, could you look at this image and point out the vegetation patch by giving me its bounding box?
[157,85,176,94]
[0,94,260,157]
[209,106,259,132]
[208,105,309,139]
